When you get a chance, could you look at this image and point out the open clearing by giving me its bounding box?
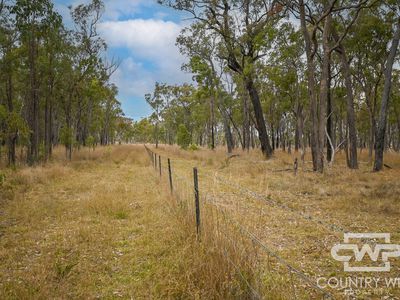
[1,146,240,299]
[1,145,400,299]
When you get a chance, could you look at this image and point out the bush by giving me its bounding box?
[86,135,96,150]
[188,144,199,151]
[177,124,191,149]
[60,126,73,147]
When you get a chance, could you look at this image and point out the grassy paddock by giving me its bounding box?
[1,144,399,299]
[150,144,400,298]
[0,145,273,299]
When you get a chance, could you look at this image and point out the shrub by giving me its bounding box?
[177,124,191,149]
[86,135,96,150]
[60,126,74,147]
[188,144,199,151]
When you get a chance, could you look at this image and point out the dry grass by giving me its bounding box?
[151,144,400,299]
[2,144,400,299]
[0,145,266,299]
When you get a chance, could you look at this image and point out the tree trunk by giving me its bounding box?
[155,122,159,148]
[6,64,16,166]
[367,96,376,160]
[271,122,275,151]
[45,53,54,162]
[66,92,73,160]
[244,76,273,157]
[27,33,39,165]
[295,124,299,152]
[218,100,234,154]
[49,97,53,156]
[227,111,244,149]
[243,87,250,151]
[296,101,306,162]
[250,125,255,148]
[317,15,331,172]
[332,30,358,169]
[326,63,333,162]
[299,0,320,171]
[374,18,400,171]
[223,117,234,154]
[210,95,215,150]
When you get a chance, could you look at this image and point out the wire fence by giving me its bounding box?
[148,146,345,235]
[143,145,335,299]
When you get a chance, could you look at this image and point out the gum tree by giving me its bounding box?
[160,0,283,158]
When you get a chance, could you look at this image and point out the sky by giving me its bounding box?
[54,0,193,120]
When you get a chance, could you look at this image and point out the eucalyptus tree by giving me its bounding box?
[281,0,377,171]
[99,84,122,145]
[0,2,22,166]
[374,5,400,171]
[267,23,307,156]
[160,0,284,158]
[145,82,167,148]
[64,0,107,159]
[41,8,64,161]
[177,22,235,152]
[12,0,61,164]
[0,0,125,166]
[349,10,392,159]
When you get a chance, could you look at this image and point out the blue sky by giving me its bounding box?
[54,0,193,120]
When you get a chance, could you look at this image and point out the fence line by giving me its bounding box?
[145,145,345,234]
[143,145,335,299]
[202,192,333,299]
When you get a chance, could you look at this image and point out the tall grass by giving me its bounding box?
[151,147,329,299]
[2,144,399,298]
[0,144,287,299]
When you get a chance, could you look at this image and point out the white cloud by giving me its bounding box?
[55,0,148,25]
[99,19,182,61]
[99,0,147,21]
[54,1,193,118]
[99,18,192,99]
[112,57,150,96]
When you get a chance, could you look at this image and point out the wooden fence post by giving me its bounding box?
[154,153,157,170]
[193,167,200,236]
[159,155,162,177]
[168,158,173,193]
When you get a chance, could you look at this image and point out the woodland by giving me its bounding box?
[1,0,400,172]
[0,0,129,166]
[134,0,400,173]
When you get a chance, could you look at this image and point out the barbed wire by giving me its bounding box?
[144,145,336,300]
[146,145,345,234]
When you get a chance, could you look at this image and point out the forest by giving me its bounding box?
[0,0,130,166]
[130,0,400,173]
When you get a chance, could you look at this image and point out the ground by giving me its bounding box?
[0,145,399,299]
[0,146,241,299]
[150,145,400,299]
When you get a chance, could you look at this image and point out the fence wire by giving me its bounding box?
[143,145,335,300]
[146,145,345,234]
